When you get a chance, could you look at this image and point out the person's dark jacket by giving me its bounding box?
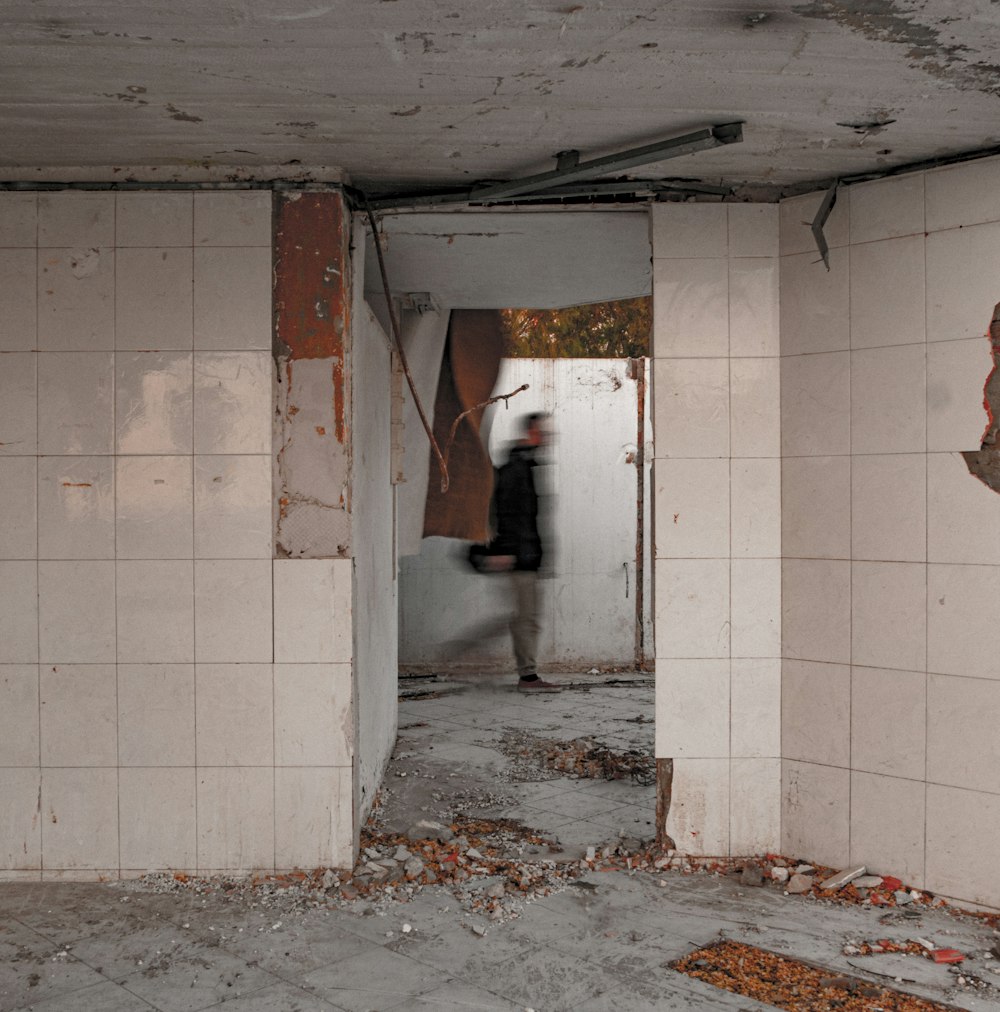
[490,444,542,571]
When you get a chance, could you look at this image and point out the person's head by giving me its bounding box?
[520,411,551,448]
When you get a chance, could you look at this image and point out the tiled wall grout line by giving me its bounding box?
[34,194,43,877]
[113,194,121,880]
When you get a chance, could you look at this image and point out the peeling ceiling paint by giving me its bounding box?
[2,0,1000,192]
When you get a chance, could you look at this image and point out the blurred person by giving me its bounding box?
[481,412,560,692]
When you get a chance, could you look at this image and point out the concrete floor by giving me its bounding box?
[3,674,999,1012]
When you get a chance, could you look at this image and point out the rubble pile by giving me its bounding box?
[496,729,656,785]
[674,940,958,1012]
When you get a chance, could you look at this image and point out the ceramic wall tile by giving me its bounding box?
[781,456,851,559]
[927,337,994,452]
[116,248,193,351]
[782,659,851,767]
[730,357,780,458]
[196,663,273,766]
[651,358,729,458]
[728,204,779,258]
[926,784,1000,909]
[37,456,115,559]
[274,663,353,766]
[194,560,273,662]
[728,258,779,356]
[38,248,115,351]
[118,664,195,767]
[730,458,780,559]
[730,757,781,855]
[37,193,114,248]
[115,351,193,455]
[196,767,275,872]
[780,352,850,457]
[927,452,1000,565]
[850,772,925,886]
[851,344,926,454]
[0,192,37,246]
[782,559,851,664]
[852,666,926,780]
[653,558,730,659]
[193,247,272,351]
[852,561,926,671]
[0,770,41,869]
[925,155,1000,232]
[780,248,849,355]
[39,663,117,766]
[0,665,39,765]
[38,560,115,663]
[666,758,731,856]
[849,172,925,244]
[651,203,728,258]
[273,559,352,664]
[38,352,114,454]
[193,455,271,559]
[653,458,730,559]
[0,353,37,456]
[926,222,1000,343]
[852,454,926,563]
[652,258,729,357]
[115,456,193,559]
[0,563,38,662]
[927,673,1000,795]
[731,658,781,758]
[274,767,354,870]
[0,249,36,350]
[849,234,925,350]
[193,352,271,454]
[40,768,119,870]
[781,759,850,869]
[194,191,272,247]
[0,458,37,558]
[731,559,781,657]
[119,768,197,871]
[654,659,729,758]
[116,560,195,663]
[115,192,193,247]
[927,564,1000,680]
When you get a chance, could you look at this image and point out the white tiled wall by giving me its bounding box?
[0,190,355,878]
[780,156,1000,909]
[651,203,781,855]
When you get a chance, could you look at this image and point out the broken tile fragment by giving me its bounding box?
[819,865,866,891]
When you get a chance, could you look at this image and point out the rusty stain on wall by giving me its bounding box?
[273,190,354,558]
[962,302,1000,493]
[656,757,676,851]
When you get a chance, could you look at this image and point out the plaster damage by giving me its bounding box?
[274,190,353,558]
[962,302,1000,494]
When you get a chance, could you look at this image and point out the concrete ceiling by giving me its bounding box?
[4,1,1000,195]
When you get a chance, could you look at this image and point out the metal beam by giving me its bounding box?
[467,123,743,202]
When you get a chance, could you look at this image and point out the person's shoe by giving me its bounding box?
[517,677,561,692]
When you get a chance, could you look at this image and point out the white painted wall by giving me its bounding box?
[650,203,783,857]
[779,157,1000,909]
[398,357,651,671]
[351,218,398,832]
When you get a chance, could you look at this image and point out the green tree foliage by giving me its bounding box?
[500,296,650,358]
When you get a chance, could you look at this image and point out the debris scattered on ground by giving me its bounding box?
[674,940,958,1011]
[496,728,656,785]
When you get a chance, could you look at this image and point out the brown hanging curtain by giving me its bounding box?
[422,308,504,541]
